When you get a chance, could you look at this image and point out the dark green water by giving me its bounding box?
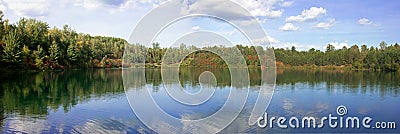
[0,68,399,133]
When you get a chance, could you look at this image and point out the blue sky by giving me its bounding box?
[0,0,399,50]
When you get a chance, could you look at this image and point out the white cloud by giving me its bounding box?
[267,10,283,19]
[182,0,251,20]
[0,5,5,12]
[358,18,372,25]
[272,42,295,49]
[327,41,348,50]
[0,1,6,11]
[232,0,283,19]
[75,0,104,9]
[357,18,381,27]
[282,42,297,48]
[3,0,50,17]
[220,29,238,36]
[280,1,293,7]
[184,0,285,20]
[119,0,169,9]
[2,0,286,18]
[191,25,200,30]
[73,0,168,11]
[239,18,266,26]
[2,0,155,17]
[267,35,280,44]
[314,18,335,29]
[252,35,280,44]
[273,42,319,51]
[279,23,299,31]
[286,7,326,22]
[1,0,288,18]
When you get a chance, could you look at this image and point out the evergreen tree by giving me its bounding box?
[49,41,59,63]
[67,44,78,63]
[3,30,22,64]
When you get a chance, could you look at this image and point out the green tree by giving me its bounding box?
[3,30,22,64]
[33,45,45,69]
[326,44,335,52]
[0,10,6,40]
[67,44,78,63]
[49,41,59,63]
[380,41,387,50]
[21,45,31,67]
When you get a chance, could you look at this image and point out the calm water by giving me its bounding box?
[0,68,399,133]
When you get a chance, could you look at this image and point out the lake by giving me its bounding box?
[0,68,399,133]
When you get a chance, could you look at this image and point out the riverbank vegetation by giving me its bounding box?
[1,11,399,71]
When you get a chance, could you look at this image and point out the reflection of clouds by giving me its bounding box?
[313,102,329,126]
[183,107,241,132]
[180,114,226,133]
[291,102,329,116]
[281,99,331,126]
[314,102,329,113]
[218,106,255,133]
[259,84,275,96]
[5,116,50,133]
[282,98,294,111]
[73,119,127,133]
[358,107,369,115]
[151,89,248,133]
[148,118,181,133]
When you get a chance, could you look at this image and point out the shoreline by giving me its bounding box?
[1,63,397,72]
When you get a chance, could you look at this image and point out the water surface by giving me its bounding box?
[0,68,399,133]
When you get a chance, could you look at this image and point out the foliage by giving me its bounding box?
[2,30,22,66]
[0,15,126,69]
[0,12,399,71]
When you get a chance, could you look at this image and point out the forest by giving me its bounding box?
[0,11,126,69]
[1,11,399,71]
[274,42,400,71]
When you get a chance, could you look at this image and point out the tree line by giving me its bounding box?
[1,11,399,71]
[0,11,126,69]
[274,41,400,71]
[125,42,400,71]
